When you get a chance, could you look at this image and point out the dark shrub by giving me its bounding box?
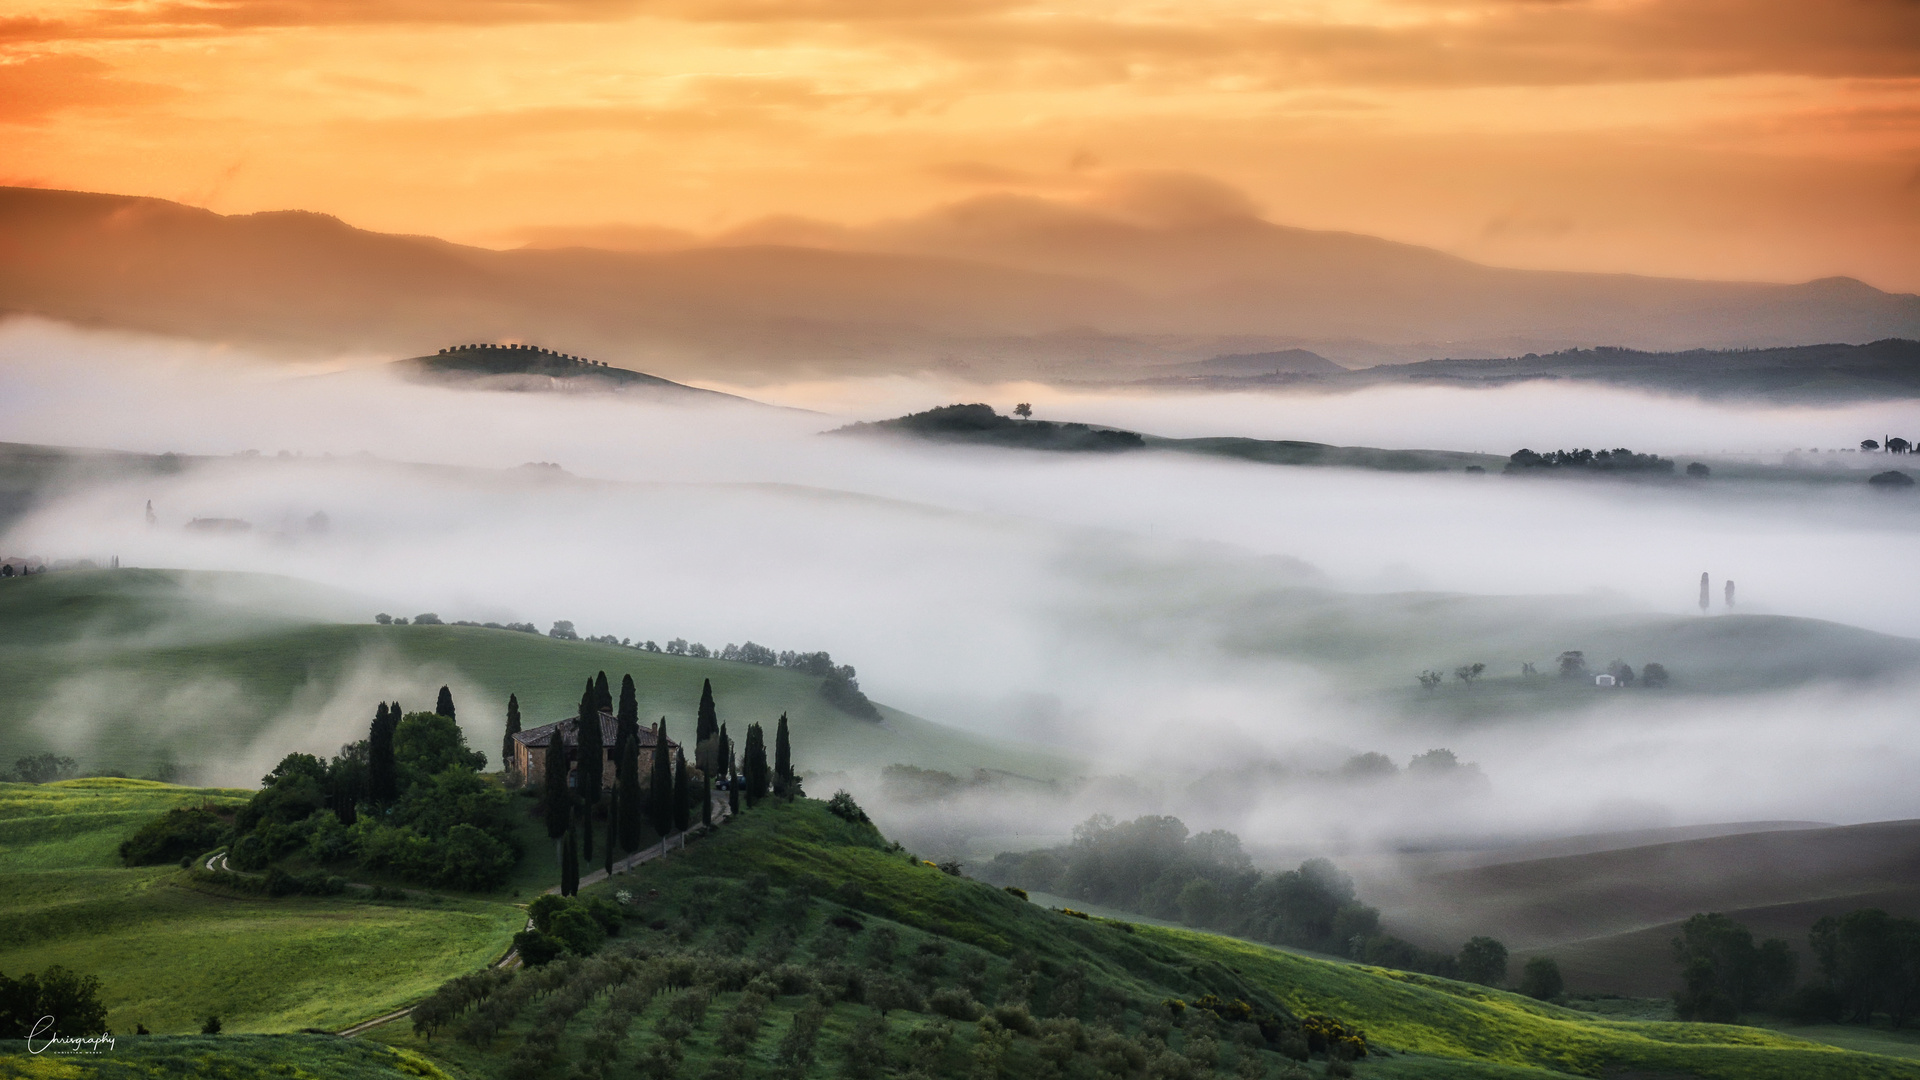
[826,790,871,825]
[1520,957,1564,1001]
[929,987,982,1021]
[513,929,563,967]
[120,807,227,866]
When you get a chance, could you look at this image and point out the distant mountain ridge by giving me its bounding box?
[4,185,1918,384]
[1139,339,1920,402]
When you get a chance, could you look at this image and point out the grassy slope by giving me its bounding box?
[0,778,524,1035]
[0,568,1074,783]
[371,800,1918,1080]
[1360,820,1920,997]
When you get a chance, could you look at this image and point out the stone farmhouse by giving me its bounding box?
[510,710,681,789]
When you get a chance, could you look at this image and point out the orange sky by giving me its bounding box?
[5,0,1919,290]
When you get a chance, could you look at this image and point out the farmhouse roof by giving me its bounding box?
[512,710,675,750]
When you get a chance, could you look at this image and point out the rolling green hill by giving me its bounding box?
[0,778,525,1035]
[0,568,1073,786]
[349,798,1918,1080]
[7,793,1915,1078]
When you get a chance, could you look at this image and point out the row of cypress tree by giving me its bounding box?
[532,674,802,895]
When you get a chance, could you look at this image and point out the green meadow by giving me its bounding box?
[0,778,524,1035]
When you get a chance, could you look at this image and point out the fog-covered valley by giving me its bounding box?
[4,317,1918,874]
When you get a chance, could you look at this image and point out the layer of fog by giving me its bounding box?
[3,319,1919,856]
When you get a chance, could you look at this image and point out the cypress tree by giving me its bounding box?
[648,718,674,845]
[618,726,643,852]
[594,671,612,713]
[695,678,719,774]
[330,755,361,826]
[774,712,793,796]
[701,770,711,828]
[435,685,456,719]
[575,680,601,860]
[617,674,639,742]
[503,694,521,780]
[368,703,397,805]
[560,825,579,897]
[728,748,740,816]
[543,713,570,840]
[743,722,769,806]
[673,749,690,835]
[604,786,617,876]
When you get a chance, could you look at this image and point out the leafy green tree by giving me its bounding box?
[1810,908,1920,1025]
[673,748,690,834]
[1641,663,1671,688]
[393,711,486,786]
[774,711,795,796]
[1672,912,1797,1021]
[1458,937,1509,986]
[743,722,770,806]
[1519,957,1563,1001]
[435,685,455,719]
[502,694,521,780]
[0,965,107,1037]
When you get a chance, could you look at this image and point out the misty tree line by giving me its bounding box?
[370,612,881,721]
[982,814,1523,989]
[1419,652,1670,690]
[1670,908,1920,1028]
[1505,448,1674,474]
[1859,438,1913,453]
[533,671,804,897]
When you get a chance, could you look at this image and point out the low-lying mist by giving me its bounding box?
[3,318,1919,859]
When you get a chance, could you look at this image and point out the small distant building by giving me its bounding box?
[509,711,682,789]
[1594,674,1616,688]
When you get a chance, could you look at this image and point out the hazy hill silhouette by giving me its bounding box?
[5,185,1919,383]
[1361,819,1920,997]
[393,343,762,405]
